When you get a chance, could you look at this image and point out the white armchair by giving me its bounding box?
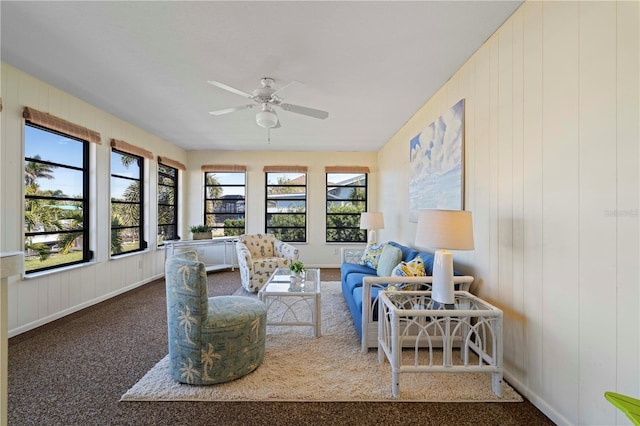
[236,233,299,292]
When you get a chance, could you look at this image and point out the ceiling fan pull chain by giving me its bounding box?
[267,127,271,144]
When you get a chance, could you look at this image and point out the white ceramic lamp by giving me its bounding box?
[414,210,474,305]
[360,212,384,244]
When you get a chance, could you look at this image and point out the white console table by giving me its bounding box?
[164,237,238,272]
[1,252,23,426]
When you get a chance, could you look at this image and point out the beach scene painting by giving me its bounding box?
[409,99,464,222]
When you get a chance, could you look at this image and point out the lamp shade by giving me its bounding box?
[359,212,384,230]
[415,209,474,305]
[415,209,474,251]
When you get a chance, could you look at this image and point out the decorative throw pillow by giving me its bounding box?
[376,244,402,277]
[391,257,428,290]
[360,242,384,269]
[392,257,427,277]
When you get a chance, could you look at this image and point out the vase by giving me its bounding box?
[290,271,305,284]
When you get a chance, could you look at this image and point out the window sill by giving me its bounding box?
[23,260,99,280]
[109,248,150,260]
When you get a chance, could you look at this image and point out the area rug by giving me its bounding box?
[121,281,522,402]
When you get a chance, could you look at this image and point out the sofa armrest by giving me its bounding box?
[235,242,253,272]
[274,240,299,261]
[341,247,364,264]
[360,275,474,352]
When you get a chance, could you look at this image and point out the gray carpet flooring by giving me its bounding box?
[8,268,554,425]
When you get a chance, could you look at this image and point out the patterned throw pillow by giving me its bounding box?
[391,257,428,291]
[360,243,385,269]
[392,257,427,277]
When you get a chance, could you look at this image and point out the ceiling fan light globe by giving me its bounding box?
[256,110,278,128]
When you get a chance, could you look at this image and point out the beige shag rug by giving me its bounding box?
[121,281,522,402]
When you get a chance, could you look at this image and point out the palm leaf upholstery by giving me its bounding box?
[165,250,267,385]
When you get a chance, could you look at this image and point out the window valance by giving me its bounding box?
[23,106,101,144]
[263,166,308,173]
[158,156,186,171]
[111,139,154,159]
[325,166,370,173]
[201,165,247,172]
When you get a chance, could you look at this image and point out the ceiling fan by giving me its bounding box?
[207,77,329,129]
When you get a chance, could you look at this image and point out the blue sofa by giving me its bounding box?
[341,241,474,351]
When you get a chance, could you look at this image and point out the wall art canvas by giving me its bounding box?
[409,99,464,222]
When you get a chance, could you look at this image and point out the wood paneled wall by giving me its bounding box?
[1,64,186,336]
[378,2,639,424]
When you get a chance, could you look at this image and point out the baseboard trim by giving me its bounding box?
[8,272,164,337]
[503,370,570,425]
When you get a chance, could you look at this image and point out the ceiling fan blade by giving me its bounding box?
[271,80,299,100]
[208,104,254,116]
[280,103,329,120]
[207,80,254,99]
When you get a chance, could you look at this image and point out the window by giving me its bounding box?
[24,124,91,273]
[111,149,146,255]
[326,172,368,242]
[204,172,246,236]
[265,171,306,242]
[158,164,178,245]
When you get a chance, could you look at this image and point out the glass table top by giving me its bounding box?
[259,268,320,295]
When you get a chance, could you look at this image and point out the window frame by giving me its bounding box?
[265,172,307,243]
[24,123,92,274]
[325,172,368,243]
[110,148,147,256]
[157,163,179,245]
[204,171,246,237]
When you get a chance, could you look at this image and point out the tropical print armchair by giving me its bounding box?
[236,233,299,292]
[165,250,267,385]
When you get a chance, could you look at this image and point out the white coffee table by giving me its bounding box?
[378,290,503,397]
[258,268,321,337]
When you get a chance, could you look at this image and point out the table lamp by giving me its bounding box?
[360,212,384,244]
[414,209,474,304]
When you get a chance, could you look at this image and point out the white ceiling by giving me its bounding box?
[1,1,521,152]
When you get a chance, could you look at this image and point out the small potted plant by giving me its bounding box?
[189,225,212,240]
[288,260,306,277]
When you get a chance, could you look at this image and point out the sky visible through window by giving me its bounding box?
[25,126,83,196]
[26,126,140,200]
[111,151,140,200]
[210,172,245,196]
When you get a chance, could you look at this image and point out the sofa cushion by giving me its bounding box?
[341,262,375,284]
[376,244,402,276]
[353,285,385,323]
[344,272,373,295]
[359,242,384,269]
[388,241,420,262]
[392,256,427,277]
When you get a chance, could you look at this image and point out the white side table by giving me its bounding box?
[1,252,23,426]
[378,290,503,398]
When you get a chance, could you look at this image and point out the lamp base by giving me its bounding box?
[432,249,454,304]
[367,230,377,244]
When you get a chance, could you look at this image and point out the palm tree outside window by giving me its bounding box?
[111,149,147,255]
[24,124,91,273]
